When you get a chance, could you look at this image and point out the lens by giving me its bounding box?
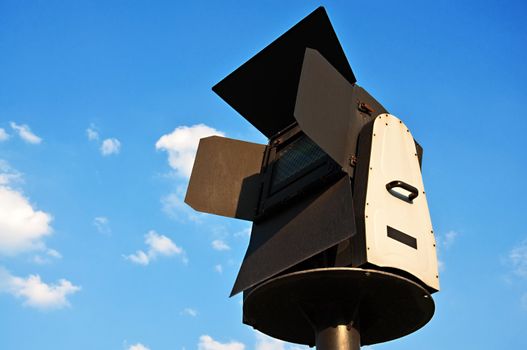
[271,135,327,192]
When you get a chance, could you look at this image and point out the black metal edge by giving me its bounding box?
[351,118,376,266]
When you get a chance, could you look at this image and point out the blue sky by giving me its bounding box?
[1,1,527,349]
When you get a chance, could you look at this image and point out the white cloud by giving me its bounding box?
[126,250,150,266]
[100,138,121,156]
[214,264,223,274]
[441,230,458,248]
[0,128,9,141]
[93,216,111,235]
[437,259,445,272]
[255,331,285,350]
[212,239,230,251]
[128,343,150,350]
[161,188,203,223]
[125,230,186,265]
[0,159,23,186]
[182,307,198,317]
[509,240,527,278]
[198,335,244,350]
[435,230,459,271]
[86,125,99,141]
[234,226,251,238]
[46,248,62,259]
[0,186,53,256]
[254,332,308,350]
[155,124,225,178]
[146,230,183,256]
[0,267,80,310]
[197,332,307,350]
[32,249,62,265]
[10,122,42,144]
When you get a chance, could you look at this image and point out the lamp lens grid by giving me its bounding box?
[271,136,326,192]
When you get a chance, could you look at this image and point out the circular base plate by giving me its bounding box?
[243,268,434,346]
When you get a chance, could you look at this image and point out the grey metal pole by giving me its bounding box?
[315,323,360,350]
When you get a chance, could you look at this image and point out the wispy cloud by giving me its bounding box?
[198,335,245,350]
[0,267,80,310]
[161,187,203,223]
[509,240,527,278]
[181,307,198,317]
[93,216,111,235]
[254,331,308,350]
[437,230,458,249]
[156,124,225,178]
[505,239,527,311]
[441,230,458,249]
[100,138,121,156]
[197,331,308,350]
[214,264,223,274]
[435,230,460,271]
[212,239,230,251]
[86,124,121,157]
[32,249,62,265]
[125,230,187,265]
[0,159,23,186]
[86,124,99,141]
[10,122,42,144]
[0,128,9,141]
[128,343,150,350]
[234,226,251,238]
[255,331,285,350]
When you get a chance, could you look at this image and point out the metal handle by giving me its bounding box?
[386,180,419,201]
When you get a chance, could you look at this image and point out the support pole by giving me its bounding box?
[316,323,360,350]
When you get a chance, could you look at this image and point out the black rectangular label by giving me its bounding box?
[387,226,417,249]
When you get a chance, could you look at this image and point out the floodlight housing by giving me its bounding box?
[185,6,439,300]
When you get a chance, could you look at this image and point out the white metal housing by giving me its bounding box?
[363,114,439,291]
